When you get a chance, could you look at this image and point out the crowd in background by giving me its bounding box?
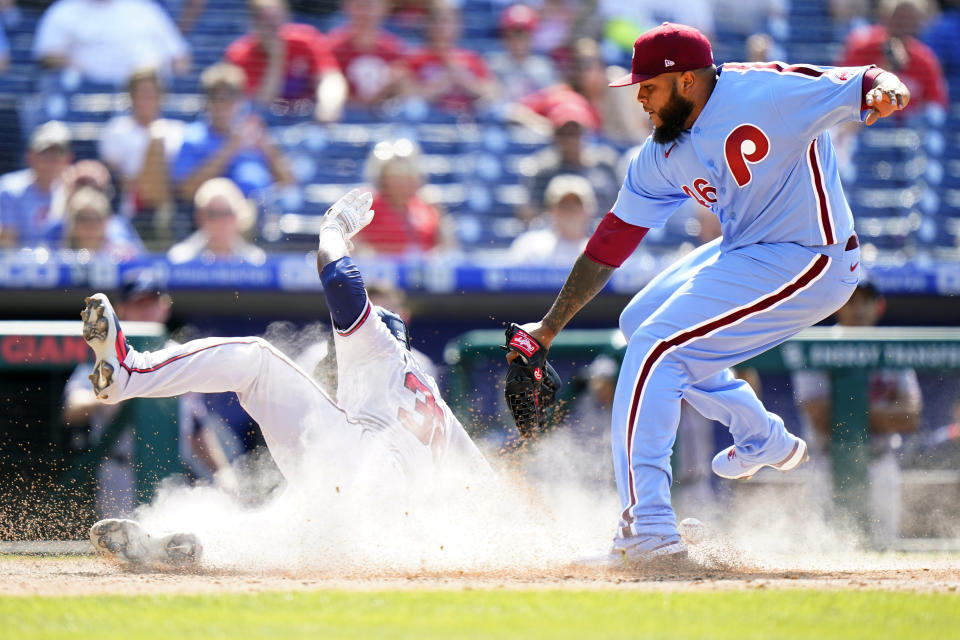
[0,0,956,541]
[0,0,954,264]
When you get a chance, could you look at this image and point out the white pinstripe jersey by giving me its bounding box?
[612,62,873,251]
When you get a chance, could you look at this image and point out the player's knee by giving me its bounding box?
[619,303,659,339]
[625,328,658,355]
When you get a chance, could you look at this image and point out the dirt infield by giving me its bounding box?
[3,554,959,597]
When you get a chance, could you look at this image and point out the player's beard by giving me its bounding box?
[652,84,695,145]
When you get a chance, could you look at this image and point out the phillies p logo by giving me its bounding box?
[724,124,771,187]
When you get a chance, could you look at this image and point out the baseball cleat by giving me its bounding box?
[711,435,809,480]
[319,188,375,245]
[572,533,690,570]
[90,519,202,569]
[81,293,126,401]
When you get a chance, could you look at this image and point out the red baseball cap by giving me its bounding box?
[609,22,714,87]
[500,4,538,32]
[546,100,599,131]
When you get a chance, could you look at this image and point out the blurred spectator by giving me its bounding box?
[355,138,454,255]
[839,0,948,114]
[519,101,619,221]
[568,38,650,145]
[793,281,923,548]
[510,39,649,145]
[923,0,960,102]
[829,0,872,37]
[328,0,408,107]
[173,0,208,34]
[57,186,140,259]
[0,121,71,247]
[508,173,596,265]
[746,32,775,62]
[167,177,266,264]
[569,354,617,437]
[226,0,347,122]
[61,268,236,517]
[0,0,19,31]
[486,4,557,102]
[903,397,960,469]
[0,15,9,75]
[529,0,576,56]
[32,0,190,85]
[98,68,184,236]
[44,158,144,251]
[172,63,294,201]
[406,0,498,114]
[710,0,788,42]
[561,353,618,489]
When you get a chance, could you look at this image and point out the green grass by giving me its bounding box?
[4,590,960,640]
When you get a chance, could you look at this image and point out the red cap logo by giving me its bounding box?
[509,331,539,358]
[609,22,714,87]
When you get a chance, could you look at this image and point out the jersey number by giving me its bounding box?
[723,124,770,187]
[397,371,446,461]
[682,178,717,207]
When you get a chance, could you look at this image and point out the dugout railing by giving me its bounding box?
[444,326,960,531]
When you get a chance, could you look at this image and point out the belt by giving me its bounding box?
[844,234,859,251]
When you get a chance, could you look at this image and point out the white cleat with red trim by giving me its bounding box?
[712,434,809,480]
[81,293,127,402]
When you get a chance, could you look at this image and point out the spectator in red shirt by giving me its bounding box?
[406,0,498,114]
[225,0,347,121]
[328,0,408,107]
[508,38,649,144]
[839,0,948,114]
[355,139,454,255]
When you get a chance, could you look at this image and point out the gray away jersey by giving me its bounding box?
[613,62,874,250]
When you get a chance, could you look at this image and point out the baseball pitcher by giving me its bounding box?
[506,22,910,565]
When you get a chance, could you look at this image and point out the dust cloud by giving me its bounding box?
[132,423,893,575]
[125,321,948,575]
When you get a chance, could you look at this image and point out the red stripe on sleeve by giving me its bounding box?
[584,212,649,268]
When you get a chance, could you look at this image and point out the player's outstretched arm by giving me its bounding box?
[864,71,910,126]
[514,253,616,352]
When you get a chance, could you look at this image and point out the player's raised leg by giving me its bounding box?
[81,293,358,479]
[613,241,855,547]
[683,369,807,479]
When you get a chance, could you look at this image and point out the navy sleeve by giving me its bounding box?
[320,256,369,331]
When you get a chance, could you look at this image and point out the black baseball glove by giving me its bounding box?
[503,323,562,438]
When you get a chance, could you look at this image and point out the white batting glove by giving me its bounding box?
[319,188,375,248]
